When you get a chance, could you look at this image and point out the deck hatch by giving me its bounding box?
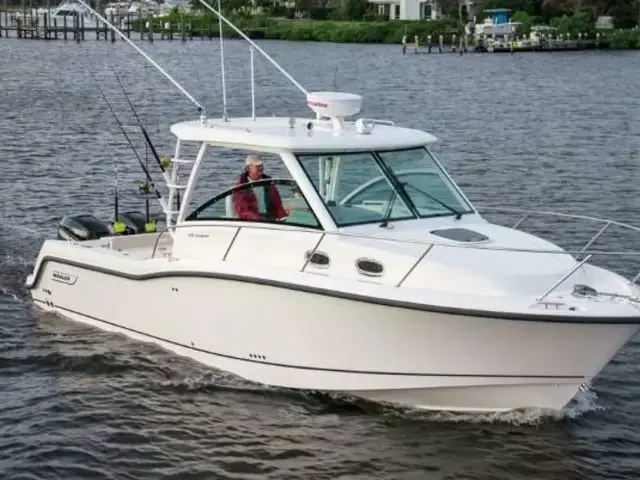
[429,228,489,243]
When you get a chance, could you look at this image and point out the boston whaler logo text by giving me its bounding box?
[51,270,78,285]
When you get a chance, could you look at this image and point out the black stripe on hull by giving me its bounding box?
[33,298,587,380]
[27,255,640,324]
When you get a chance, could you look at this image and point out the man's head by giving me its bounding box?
[245,153,264,181]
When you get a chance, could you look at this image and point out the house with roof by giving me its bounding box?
[367,0,475,21]
[367,0,442,21]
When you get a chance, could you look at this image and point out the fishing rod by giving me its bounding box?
[110,67,181,209]
[110,67,165,173]
[86,65,163,203]
[112,152,126,234]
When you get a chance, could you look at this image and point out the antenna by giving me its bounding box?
[197,0,309,97]
[217,0,228,120]
[74,0,206,121]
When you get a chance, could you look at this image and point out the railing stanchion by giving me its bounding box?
[512,213,530,230]
[151,230,167,259]
[301,232,326,272]
[538,254,593,302]
[580,221,611,255]
[222,226,242,261]
[396,245,434,287]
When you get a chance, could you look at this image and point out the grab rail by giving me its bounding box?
[479,205,640,284]
[148,207,640,301]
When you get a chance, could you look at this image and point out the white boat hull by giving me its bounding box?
[28,253,639,413]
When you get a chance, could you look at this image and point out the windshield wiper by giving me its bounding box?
[379,188,399,228]
[402,182,463,220]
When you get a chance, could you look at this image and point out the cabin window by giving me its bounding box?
[356,258,384,277]
[305,250,330,268]
[296,152,414,227]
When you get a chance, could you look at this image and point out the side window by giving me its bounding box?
[188,180,320,228]
[193,198,228,220]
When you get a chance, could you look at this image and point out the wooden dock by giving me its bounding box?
[0,3,223,42]
[402,34,472,55]
[401,33,610,55]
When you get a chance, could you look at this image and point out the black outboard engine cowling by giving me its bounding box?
[108,211,148,235]
[57,215,112,241]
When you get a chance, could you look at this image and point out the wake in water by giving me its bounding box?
[373,387,606,426]
[157,369,607,426]
[0,222,45,302]
[0,253,34,303]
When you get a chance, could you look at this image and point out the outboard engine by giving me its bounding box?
[108,211,149,235]
[57,215,112,241]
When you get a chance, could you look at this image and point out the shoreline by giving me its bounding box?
[1,10,639,50]
[147,15,640,50]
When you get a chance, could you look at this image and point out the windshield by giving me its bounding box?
[297,147,474,227]
[377,147,474,219]
[296,152,414,227]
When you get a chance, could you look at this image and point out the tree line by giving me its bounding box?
[186,0,639,28]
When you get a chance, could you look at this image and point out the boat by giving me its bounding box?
[32,0,101,29]
[25,0,640,413]
[127,0,159,16]
[103,2,131,18]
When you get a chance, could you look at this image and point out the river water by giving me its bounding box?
[1,38,640,479]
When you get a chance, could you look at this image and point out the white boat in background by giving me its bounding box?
[32,0,100,28]
[104,2,131,17]
[127,0,159,16]
[26,1,640,413]
[156,0,192,16]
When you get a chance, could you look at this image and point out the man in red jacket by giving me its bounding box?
[232,154,289,221]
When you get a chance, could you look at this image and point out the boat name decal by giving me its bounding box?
[51,270,77,285]
[187,233,210,239]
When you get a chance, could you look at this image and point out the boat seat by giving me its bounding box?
[225,195,237,218]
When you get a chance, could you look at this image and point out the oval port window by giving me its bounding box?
[305,251,330,268]
[356,258,384,277]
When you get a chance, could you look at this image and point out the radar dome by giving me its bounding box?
[306,92,362,119]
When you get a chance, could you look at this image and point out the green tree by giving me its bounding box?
[512,10,533,34]
[190,0,246,12]
[342,0,369,21]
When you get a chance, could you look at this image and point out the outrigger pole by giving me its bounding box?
[196,0,309,98]
[74,0,206,122]
[74,0,309,120]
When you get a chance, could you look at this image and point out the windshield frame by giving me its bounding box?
[295,146,475,228]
